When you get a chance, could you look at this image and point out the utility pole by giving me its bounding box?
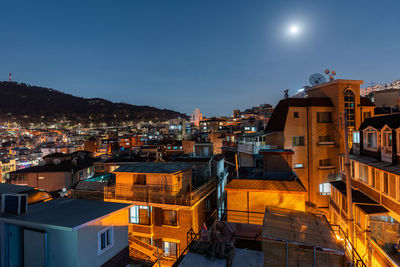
[342,112,354,244]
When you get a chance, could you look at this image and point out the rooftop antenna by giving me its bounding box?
[8,73,12,82]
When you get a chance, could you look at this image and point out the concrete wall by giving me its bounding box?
[77,209,129,267]
[227,190,306,224]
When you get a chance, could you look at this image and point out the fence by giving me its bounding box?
[104,178,216,206]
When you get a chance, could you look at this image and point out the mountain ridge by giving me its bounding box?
[0,81,187,126]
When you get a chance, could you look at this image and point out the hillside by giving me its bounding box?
[0,81,187,126]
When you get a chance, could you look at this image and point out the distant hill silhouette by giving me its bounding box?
[0,81,187,126]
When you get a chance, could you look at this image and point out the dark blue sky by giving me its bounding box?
[1,1,400,116]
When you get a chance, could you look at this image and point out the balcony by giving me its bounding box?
[237,143,276,154]
[104,178,216,206]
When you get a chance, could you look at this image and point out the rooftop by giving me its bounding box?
[225,178,306,192]
[262,206,342,252]
[114,162,192,174]
[359,113,400,131]
[0,198,130,230]
[349,154,400,176]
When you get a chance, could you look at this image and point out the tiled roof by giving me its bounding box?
[114,162,191,174]
[265,97,333,132]
[225,179,306,192]
[359,113,400,130]
[359,97,375,106]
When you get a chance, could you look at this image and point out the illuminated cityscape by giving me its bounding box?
[1,1,400,267]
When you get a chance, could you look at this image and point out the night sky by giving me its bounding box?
[1,0,400,116]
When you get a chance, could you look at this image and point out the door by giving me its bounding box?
[24,229,47,267]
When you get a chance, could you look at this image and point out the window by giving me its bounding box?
[294,112,299,118]
[292,136,305,146]
[389,174,396,199]
[317,112,332,123]
[382,129,392,148]
[130,206,151,225]
[163,210,177,226]
[344,89,355,128]
[364,131,377,149]
[319,183,331,195]
[163,241,178,258]
[359,164,368,184]
[363,111,371,120]
[133,174,146,185]
[383,173,389,194]
[294,163,304,169]
[319,159,332,167]
[375,170,381,191]
[319,135,332,142]
[98,226,113,255]
[371,168,375,187]
[352,132,360,144]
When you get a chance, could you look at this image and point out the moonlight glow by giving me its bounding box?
[289,25,299,34]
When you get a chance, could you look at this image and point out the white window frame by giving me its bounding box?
[319,183,331,195]
[98,225,114,255]
[363,127,378,151]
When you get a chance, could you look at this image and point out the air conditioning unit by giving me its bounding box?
[1,193,28,215]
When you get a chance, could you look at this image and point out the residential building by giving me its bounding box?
[0,198,131,267]
[103,162,219,266]
[265,79,375,208]
[330,113,400,266]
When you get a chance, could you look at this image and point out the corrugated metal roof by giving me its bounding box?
[225,179,306,192]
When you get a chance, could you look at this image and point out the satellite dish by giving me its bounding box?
[309,73,326,86]
[324,69,330,74]
[331,70,336,76]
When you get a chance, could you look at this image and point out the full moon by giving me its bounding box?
[289,25,299,34]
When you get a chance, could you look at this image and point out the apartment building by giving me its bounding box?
[265,79,375,208]
[103,162,220,266]
[330,113,400,267]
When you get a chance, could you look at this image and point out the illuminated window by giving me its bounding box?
[352,132,360,144]
[319,183,331,195]
[130,206,150,225]
[294,163,304,169]
[163,241,178,258]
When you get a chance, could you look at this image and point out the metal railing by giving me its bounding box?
[104,178,216,206]
[326,222,367,267]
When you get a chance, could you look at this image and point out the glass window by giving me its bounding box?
[389,174,396,199]
[383,173,389,194]
[317,112,332,123]
[130,206,150,225]
[294,112,299,118]
[319,183,331,195]
[98,226,113,255]
[344,89,355,128]
[319,159,332,167]
[163,210,178,226]
[294,163,304,169]
[292,136,305,146]
[163,241,178,258]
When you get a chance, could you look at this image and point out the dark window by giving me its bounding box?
[319,159,332,166]
[317,112,332,123]
[163,210,177,226]
[292,136,305,146]
[294,112,299,118]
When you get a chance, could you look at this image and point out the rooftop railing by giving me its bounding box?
[104,178,216,206]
